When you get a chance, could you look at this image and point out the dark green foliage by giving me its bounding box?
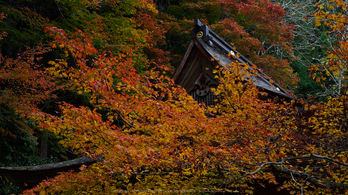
[0,5,48,57]
[0,104,64,166]
[0,175,22,195]
[0,105,38,167]
[290,23,332,98]
[0,104,60,194]
[181,1,222,23]
[155,0,225,69]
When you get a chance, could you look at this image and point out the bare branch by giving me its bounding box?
[225,154,348,190]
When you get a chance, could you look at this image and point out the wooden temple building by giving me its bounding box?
[173,19,294,105]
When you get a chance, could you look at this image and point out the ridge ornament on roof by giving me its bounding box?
[173,18,295,106]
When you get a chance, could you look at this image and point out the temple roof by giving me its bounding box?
[173,19,295,100]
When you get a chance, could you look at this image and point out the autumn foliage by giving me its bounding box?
[309,0,348,97]
[0,0,348,194]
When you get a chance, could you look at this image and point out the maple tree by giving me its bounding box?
[21,57,348,194]
[0,0,348,194]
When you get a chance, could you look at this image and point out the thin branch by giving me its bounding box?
[132,172,171,176]
[291,172,303,195]
[225,154,348,190]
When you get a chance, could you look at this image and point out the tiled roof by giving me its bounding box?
[189,19,294,99]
